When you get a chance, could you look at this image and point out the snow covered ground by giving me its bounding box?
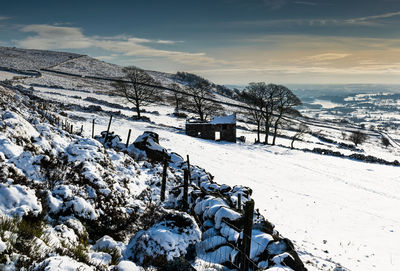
[0,84,308,270]
[29,83,399,271]
[0,71,25,81]
[1,48,399,270]
[72,112,400,271]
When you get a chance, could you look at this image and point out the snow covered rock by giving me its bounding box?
[127,211,201,266]
[214,207,241,229]
[133,131,168,162]
[0,183,42,217]
[35,255,94,271]
[116,260,144,271]
[94,131,123,149]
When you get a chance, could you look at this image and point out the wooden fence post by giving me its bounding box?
[240,199,255,271]
[80,125,83,134]
[92,119,95,138]
[183,169,189,210]
[70,125,73,134]
[126,129,132,148]
[105,115,113,143]
[238,193,242,211]
[161,158,168,202]
[186,155,191,182]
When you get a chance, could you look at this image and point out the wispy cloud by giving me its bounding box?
[19,25,92,49]
[293,1,317,6]
[225,10,400,28]
[0,16,11,21]
[16,24,222,67]
[263,0,287,10]
[156,40,182,45]
[345,11,400,24]
[305,53,351,62]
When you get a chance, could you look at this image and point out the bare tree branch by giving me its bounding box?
[112,67,161,118]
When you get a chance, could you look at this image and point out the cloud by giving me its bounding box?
[156,40,180,44]
[263,0,287,10]
[187,34,400,84]
[293,1,317,6]
[16,24,220,67]
[14,24,400,84]
[306,53,351,61]
[19,25,93,49]
[0,16,11,21]
[225,10,400,28]
[346,11,400,24]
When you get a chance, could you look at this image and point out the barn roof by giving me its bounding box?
[209,114,236,124]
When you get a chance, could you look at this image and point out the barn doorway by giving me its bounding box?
[215,131,220,141]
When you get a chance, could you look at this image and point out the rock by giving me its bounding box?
[133,131,168,162]
[127,211,201,266]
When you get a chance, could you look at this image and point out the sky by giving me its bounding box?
[1,0,400,85]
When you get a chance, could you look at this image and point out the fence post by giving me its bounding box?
[92,119,95,138]
[70,125,73,134]
[240,199,254,271]
[183,169,189,210]
[80,125,83,134]
[238,194,242,211]
[105,115,113,143]
[126,129,132,148]
[186,155,191,182]
[161,157,168,202]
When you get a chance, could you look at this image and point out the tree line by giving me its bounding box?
[238,82,302,145]
[112,67,303,146]
[112,66,390,149]
[112,67,224,121]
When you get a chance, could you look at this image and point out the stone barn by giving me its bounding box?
[185,114,236,142]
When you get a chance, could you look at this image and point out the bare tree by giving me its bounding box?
[248,103,264,143]
[349,130,368,146]
[263,84,281,144]
[165,83,188,112]
[271,85,301,145]
[241,83,265,143]
[186,81,223,121]
[242,83,300,145]
[291,123,309,149]
[112,67,160,118]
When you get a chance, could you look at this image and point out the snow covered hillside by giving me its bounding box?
[0,85,309,270]
[0,47,399,271]
[0,46,81,71]
[24,82,399,271]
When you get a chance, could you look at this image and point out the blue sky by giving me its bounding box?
[2,0,400,84]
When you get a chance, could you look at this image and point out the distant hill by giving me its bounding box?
[0,46,81,70]
[0,46,238,99]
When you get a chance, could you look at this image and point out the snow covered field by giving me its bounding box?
[71,112,399,271]
[1,48,399,270]
[29,83,399,271]
[161,135,400,271]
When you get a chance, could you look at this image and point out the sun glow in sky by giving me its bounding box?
[2,0,400,85]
